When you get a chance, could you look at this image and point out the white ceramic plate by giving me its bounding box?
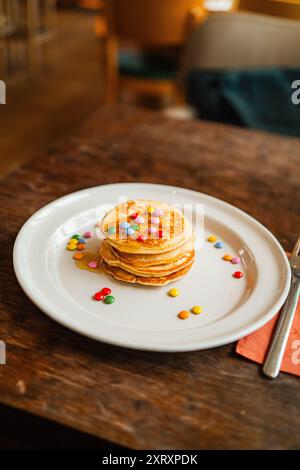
[13,183,290,352]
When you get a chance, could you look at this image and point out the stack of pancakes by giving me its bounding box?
[100,199,195,286]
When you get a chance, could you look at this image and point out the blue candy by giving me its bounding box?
[78,238,85,243]
[214,241,224,249]
[120,221,130,229]
[126,227,135,236]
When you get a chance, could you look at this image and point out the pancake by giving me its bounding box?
[101,199,192,254]
[100,239,195,277]
[101,260,194,286]
[111,236,195,267]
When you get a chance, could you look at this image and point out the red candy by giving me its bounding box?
[158,230,164,239]
[130,212,138,220]
[137,234,146,242]
[233,271,243,279]
[94,292,105,301]
[101,287,111,296]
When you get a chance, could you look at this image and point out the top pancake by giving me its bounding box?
[101,199,192,254]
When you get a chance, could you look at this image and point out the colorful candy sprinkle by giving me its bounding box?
[101,287,111,296]
[168,288,180,297]
[153,209,163,217]
[214,242,224,249]
[73,252,84,260]
[104,295,115,304]
[88,260,98,268]
[135,216,145,224]
[178,310,190,320]
[120,221,130,229]
[207,235,217,242]
[94,292,105,301]
[192,305,203,315]
[108,226,116,235]
[84,231,93,238]
[231,256,241,264]
[223,254,233,261]
[151,216,160,225]
[67,244,77,251]
[233,271,243,279]
[76,243,86,250]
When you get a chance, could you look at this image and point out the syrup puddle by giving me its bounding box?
[75,250,107,275]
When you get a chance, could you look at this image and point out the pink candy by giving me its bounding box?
[135,216,145,224]
[88,260,98,268]
[153,208,163,217]
[231,256,241,265]
[151,216,160,225]
[84,231,93,238]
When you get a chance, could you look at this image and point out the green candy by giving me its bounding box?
[107,226,116,234]
[104,295,115,305]
[72,234,80,240]
[131,224,139,231]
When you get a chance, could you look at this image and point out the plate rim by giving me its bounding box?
[13,182,291,352]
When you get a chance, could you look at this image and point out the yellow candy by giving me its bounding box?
[147,206,155,214]
[168,288,180,297]
[207,235,217,243]
[192,305,203,315]
[67,244,77,251]
[69,238,79,244]
[178,310,190,320]
[223,254,233,261]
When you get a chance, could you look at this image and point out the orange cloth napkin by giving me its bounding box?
[236,294,300,377]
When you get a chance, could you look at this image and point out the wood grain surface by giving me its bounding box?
[0,105,299,449]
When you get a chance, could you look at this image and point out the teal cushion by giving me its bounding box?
[119,50,178,80]
[187,68,300,137]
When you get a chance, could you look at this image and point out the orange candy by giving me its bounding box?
[73,252,84,260]
[76,243,85,250]
[223,254,233,261]
[178,310,190,320]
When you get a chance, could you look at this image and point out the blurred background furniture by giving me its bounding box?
[102,0,207,106]
[0,0,57,81]
[185,10,300,136]
[234,0,300,20]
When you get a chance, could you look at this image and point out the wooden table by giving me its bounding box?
[0,105,299,450]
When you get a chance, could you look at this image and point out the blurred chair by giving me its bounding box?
[25,0,57,72]
[184,11,300,71]
[184,11,300,136]
[102,0,206,105]
[233,0,300,20]
[0,0,57,80]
